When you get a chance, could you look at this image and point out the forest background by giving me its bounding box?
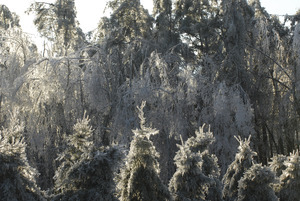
[0,0,300,200]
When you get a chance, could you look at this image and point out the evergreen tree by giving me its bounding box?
[28,0,85,55]
[116,101,170,201]
[220,0,253,86]
[222,136,256,201]
[0,4,20,29]
[174,0,221,56]
[52,112,93,197]
[276,150,300,201]
[269,154,287,177]
[101,0,154,82]
[0,110,44,201]
[53,112,120,200]
[52,146,122,201]
[52,111,122,200]
[108,0,153,41]
[187,125,222,201]
[169,125,221,201]
[237,163,278,201]
[153,0,179,51]
[196,126,223,201]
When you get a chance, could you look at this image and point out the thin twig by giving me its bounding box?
[246,43,292,81]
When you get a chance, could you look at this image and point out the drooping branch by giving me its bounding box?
[246,43,292,81]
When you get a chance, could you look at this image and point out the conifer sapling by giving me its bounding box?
[53,111,121,200]
[222,135,256,201]
[117,101,170,201]
[237,163,278,201]
[276,150,300,201]
[0,110,43,201]
[169,125,221,201]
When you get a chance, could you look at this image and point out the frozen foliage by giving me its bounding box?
[117,101,170,201]
[52,146,122,201]
[108,0,153,41]
[0,110,43,201]
[1,0,300,199]
[28,0,85,55]
[276,150,300,201]
[222,136,256,201]
[52,112,123,200]
[169,125,222,201]
[0,4,20,29]
[174,0,221,55]
[237,164,278,201]
[269,154,287,177]
[53,112,93,198]
[197,126,222,201]
[169,138,211,201]
[211,83,255,175]
[68,112,93,154]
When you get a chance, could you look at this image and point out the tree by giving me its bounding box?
[152,0,179,51]
[52,146,122,201]
[53,112,93,199]
[174,0,221,56]
[222,136,256,201]
[108,0,153,42]
[53,112,123,201]
[0,4,20,30]
[52,110,123,201]
[195,126,222,201]
[116,101,170,201]
[0,5,36,69]
[28,0,85,55]
[220,0,254,86]
[294,19,300,115]
[269,154,287,177]
[245,0,297,163]
[206,82,255,175]
[169,125,221,201]
[97,0,154,82]
[237,164,278,201]
[276,150,300,201]
[0,110,44,201]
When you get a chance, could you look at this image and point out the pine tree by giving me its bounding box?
[52,112,92,199]
[220,0,253,86]
[116,101,170,201]
[222,136,256,201]
[276,150,300,201]
[53,112,92,198]
[237,163,278,201]
[28,0,85,55]
[169,125,221,201]
[0,4,20,29]
[108,0,153,41]
[174,0,221,56]
[0,110,44,201]
[152,0,179,51]
[102,0,154,81]
[53,147,122,201]
[52,111,122,200]
[269,154,287,177]
[196,126,223,201]
[188,125,222,201]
